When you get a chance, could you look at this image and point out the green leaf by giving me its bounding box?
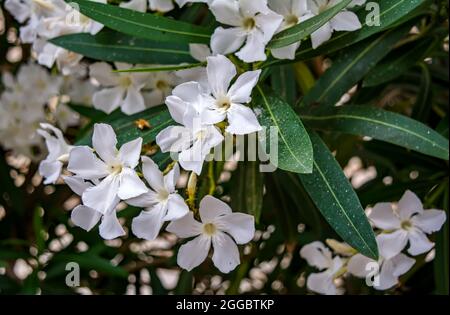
[268,0,352,49]
[50,30,196,65]
[271,65,297,105]
[300,105,450,160]
[263,0,427,68]
[363,38,438,87]
[113,63,205,73]
[434,182,449,294]
[254,86,313,174]
[299,131,378,259]
[76,106,175,146]
[412,63,433,122]
[68,0,211,44]
[231,161,264,224]
[300,24,411,108]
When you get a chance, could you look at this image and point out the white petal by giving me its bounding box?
[82,175,121,214]
[156,126,193,153]
[68,146,109,180]
[166,212,202,238]
[164,163,180,192]
[390,253,415,277]
[292,0,309,16]
[267,0,290,16]
[307,271,339,295]
[177,235,211,271]
[226,104,262,135]
[255,11,284,43]
[215,213,255,244]
[121,86,146,115]
[300,241,333,270]
[165,194,190,221]
[207,55,237,98]
[228,70,261,104]
[5,0,30,23]
[236,31,267,63]
[199,195,232,223]
[125,190,158,208]
[240,0,269,16]
[412,209,447,234]
[330,11,362,31]
[71,205,102,231]
[117,168,149,200]
[210,0,242,26]
[212,232,240,273]
[118,137,142,169]
[99,212,126,240]
[149,0,174,12]
[39,160,63,185]
[377,230,408,260]
[92,123,118,164]
[189,44,212,62]
[271,43,300,60]
[63,176,92,196]
[376,260,398,290]
[407,228,434,256]
[93,87,125,114]
[311,22,332,49]
[178,139,207,175]
[397,190,423,220]
[131,206,166,240]
[210,27,246,55]
[89,62,119,86]
[347,254,375,278]
[141,156,165,192]
[368,202,401,230]
[120,0,147,12]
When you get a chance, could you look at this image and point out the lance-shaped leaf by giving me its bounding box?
[68,0,212,44]
[299,131,379,259]
[268,0,352,49]
[300,24,411,108]
[254,86,313,174]
[50,30,196,65]
[300,105,450,160]
[271,65,297,105]
[76,106,175,146]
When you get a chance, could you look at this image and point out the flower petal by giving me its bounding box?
[68,146,109,180]
[255,10,283,42]
[89,62,119,86]
[93,87,124,114]
[92,123,118,164]
[212,231,240,273]
[307,271,340,295]
[236,31,267,63]
[156,126,193,153]
[310,22,332,49]
[120,0,147,12]
[412,209,446,234]
[390,253,415,277]
[347,253,375,278]
[211,27,247,56]
[39,160,63,185]
[131,206,166,240]
[300,241,333,270]
[165,194,190,221]
[166,211,202,238]
[207,55,237,98]
[377,230,408,260]
[121,86,146,115]
[141,156,165,192]
[228,70,261,104]
[71,205,102,232]
[199,195,232,223]
[117,167,149,200]
[82,174,120,214]
[226,104,262,135]
[177,235,211,271]
[118,137,142,169]
[330,11,362,31]
[397,190,423,220]
[368,202,401,230]
[99,212,126,240]
[164,163,180,192]
[271,43,300,60]
[210,0,242,26]
[407,228,434,256]
[215,213,255,244]
[63,176,92,196]
[125,190,158,208]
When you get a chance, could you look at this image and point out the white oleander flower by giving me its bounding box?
[120,0,148,12]
[300,241,345,295]
[64,176,125,240]
[35,41,84,76]
[307,0,363,49]
[53,103,80,131]
[143,71,178,107]
[368,190,447,259]
[347,251,415,291]
[67,123,149,214]
[268,0,313,60]
[64,78,98,106]
[90,62,150,115]
[37,123,72,184]
[175,0,211,7]
[210,0,283,62]
[167,195,255,273]
[201,55,262,135]
[128,158,189,240]
[149,0,175,12]
[156,82,224,175]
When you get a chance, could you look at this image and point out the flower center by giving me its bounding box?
[401,220,413,230]
[216,96,231,111]
[32,0,54,10]
[108,163,123,175]
[242,17,256,31]
[156,189,170,203]
[119,76,132,88]
[196,129,207,140]
[285,14,299,26]
[203,223,217,236]
[156,80,169,91]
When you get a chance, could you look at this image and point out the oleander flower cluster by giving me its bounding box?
[300,191,447,295]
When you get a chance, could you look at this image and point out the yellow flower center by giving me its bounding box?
[203,223,217,236]
[285,14,299,27]
[108,163,123,175]
[156,80,169,91]
[242,17,256,31]
[401,220,412,230]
